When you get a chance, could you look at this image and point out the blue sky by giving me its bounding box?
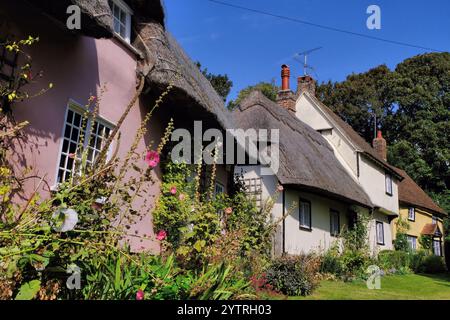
[164,0,450,101]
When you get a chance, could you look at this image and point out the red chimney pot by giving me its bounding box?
[281,64,290,91]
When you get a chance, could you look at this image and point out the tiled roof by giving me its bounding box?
[393,168,446,216]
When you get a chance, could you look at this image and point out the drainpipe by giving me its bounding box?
[282,188,286,255]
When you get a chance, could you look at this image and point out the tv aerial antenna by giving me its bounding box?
[293,47,322,76]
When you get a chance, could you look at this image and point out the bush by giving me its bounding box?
[340,250,369,278]
[265,255,319,296]
[320,251,343,276]
[378,250,410,271]
[393,233,409,252]
[420,256,447,274]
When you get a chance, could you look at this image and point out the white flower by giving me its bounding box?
[52,208,78,232]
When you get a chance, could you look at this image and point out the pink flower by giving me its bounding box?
[136,289,144,300]
[145,150,160,168]
[277,185,284,192]
[170,186,177,195]
[68,153,76,159]
[156,230,167,241]
[178,193,186,201]
[224,207,233,215]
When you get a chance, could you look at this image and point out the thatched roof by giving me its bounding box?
[133,20,232,129]
[393,167,446,216]
[31,0,114,38]
[305,93,402,180]
[233,91,373,208]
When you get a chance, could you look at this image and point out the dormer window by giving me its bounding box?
[109,0,132,43]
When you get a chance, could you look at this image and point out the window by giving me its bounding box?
[330,209,340,237]
[109,0,132,43]
[376,221,384,245]
[408,207,415,221]
[57,105,112,183]
[242,177,262,209]
[433,239,442,256]
[407,235,417,251]
[299,199,312,230]
[214,182,224,196]
[432,216,437,225]
[0,40,18,82]
[385,173,393,196]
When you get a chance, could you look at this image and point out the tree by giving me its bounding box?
[196,62,233,102]
[227,81,278,110]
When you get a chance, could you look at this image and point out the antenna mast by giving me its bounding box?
[293,47,322,76]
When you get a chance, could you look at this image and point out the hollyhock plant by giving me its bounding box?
[156,230,167,241]
[136,289,144,300]
[170,186,177,195]
[145,150,160,168]
[52,208,78,232]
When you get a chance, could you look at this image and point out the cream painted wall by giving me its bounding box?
[368,210,394,254]
[359,156,399,214]
[284,190,351,254]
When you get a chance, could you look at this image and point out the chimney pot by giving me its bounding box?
[276,65,296,112]
[281,64,290,91]
[373,130,387,161]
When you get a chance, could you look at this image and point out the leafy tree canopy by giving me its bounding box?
[227,81,279,110]
[196,62,233,102]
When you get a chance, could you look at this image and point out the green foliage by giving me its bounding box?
[341,209,370,253]
[319,249,343,276]
[265,255,320,296]
[393,233,409,252]
[420,255,447,274]
[419,235,433,254]
[377,250,410,271]
[15,280,41,300]
[196,62,233,102]
[227,81,278,110]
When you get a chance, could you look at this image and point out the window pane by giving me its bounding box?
[70,127,79,141]
[66,110,73,123]
[73,113,81,127]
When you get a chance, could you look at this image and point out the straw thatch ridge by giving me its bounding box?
[304,92,403,180]
[31,0,114,38]
[233,90,373,208]
[133,20,233,129]
[393,167,446,216]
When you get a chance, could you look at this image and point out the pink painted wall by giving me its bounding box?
[2,1,162,253]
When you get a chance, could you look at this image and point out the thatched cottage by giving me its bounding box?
[1,0,231,252]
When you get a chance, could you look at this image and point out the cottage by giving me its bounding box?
[392,167,446,256]
[232,90,373,256]
[1,0,231,252]
[280,67,404,253]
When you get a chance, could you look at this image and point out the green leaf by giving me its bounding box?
[15,280,41,300]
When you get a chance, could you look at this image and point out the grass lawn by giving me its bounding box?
[292,273,450,300]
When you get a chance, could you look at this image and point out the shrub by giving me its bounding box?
[265,255,319,296]
[340,250,369,278]
[320,250,343,276]
[393,233,409,252]
[377,250,410,271]
[410,250,428,273]
[420,255,447,274]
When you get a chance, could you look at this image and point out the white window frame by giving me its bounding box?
[299,198,312,231]
[433,239,442,256]
[385,173,393,196]
[408,207,415,221]
[407,235,417,251]
[330,209,340,237]
[53,101,114,187]
[376,221,385,245]
[214,182,225,196]
[109,0,133,43]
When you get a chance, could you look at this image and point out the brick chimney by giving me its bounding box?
[297,75,316,96]
[373,130,387,161]
[276,64,296,112]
